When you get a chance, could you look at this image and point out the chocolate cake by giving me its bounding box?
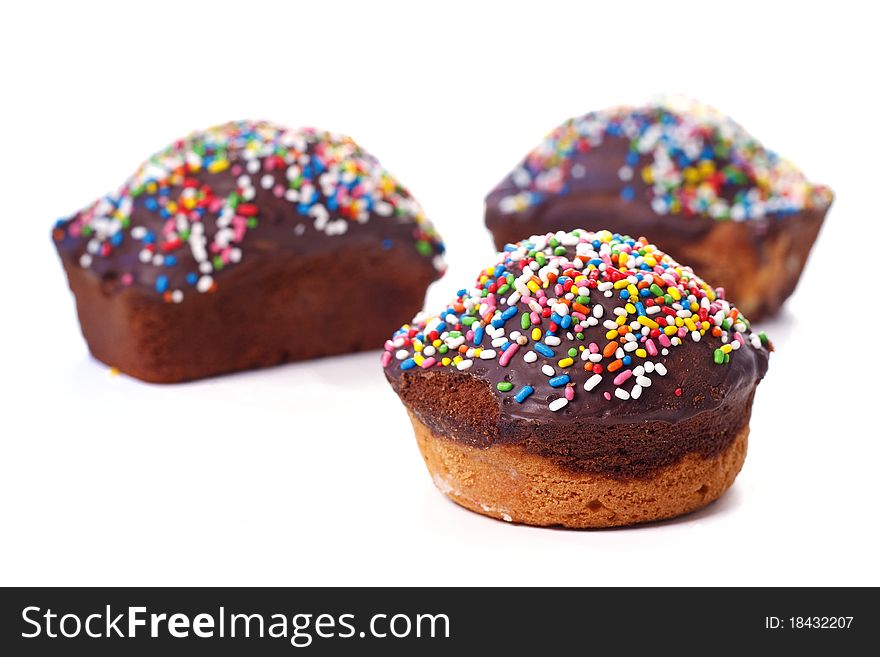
[485,99,832,320]
[54,121,446,382]
[384,229,770,528]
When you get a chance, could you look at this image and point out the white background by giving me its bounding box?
[2,1,878,586]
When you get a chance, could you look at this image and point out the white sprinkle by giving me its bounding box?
[588,353,602,363]
[151,254,164,266]
[614,388,630,400]
[479,350,497,360]
[199,261,213,274]
[549,398,569,412]
[618,165,634,181]
[644,361,655,373]
[655,363,668,376]
[260,174,274,189]
[603,320,618,330]
[131,226,147,239]
[457,359,473,370]
[542,365,555,376]
[395,350,408,360]
[196,275,214,293]
[661,348,669,355]
[584,374,603,391]
[423,345,436,357]
[637,375,652,387]
[246,160,260,174]
[523,351,538,363]
[623,341,638,352]
[544,336,561,346]
[491,337,507,348]
[613,307,628,317]
[171,290,184,304]
[631,384,643,400]
[691,330,701,342]
[633,365,645,377]
[138,249,152,263]
[78,254,92,268]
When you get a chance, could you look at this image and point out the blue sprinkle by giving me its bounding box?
[620,290,630,300]
[111,232,124,247]
[456,289,467,297]
[145,198,159,212]
[143,232,155,244]
[494,265,506,278]
[474,326,485,345]
[622,355,632,366]
[639,288,651,297]
[589,258,603,266]
[635,302,646,316]
[550,312,562,324]
[491,318,504,329]
[165,255,177,267]
[626,151,639,166]
[621,186,635,202]
[548,375,570,388]
[514,386,535,403]
[186,273,198,285]
[534,343,554,358]
[401,358,416,371]
[501,307,518,321]
[382,239,394,250]
[503,244,517,252]
[560,315,572,329]
[501,341,511,352]
[155,275,168,293]
[435,322,447,333]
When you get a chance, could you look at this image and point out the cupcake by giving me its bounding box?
[485,98,832,320]
[54,120,445,383]
[384,229,770,528]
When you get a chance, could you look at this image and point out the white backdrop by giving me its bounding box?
[1,0,877,585]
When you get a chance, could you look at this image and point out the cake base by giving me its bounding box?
[409,412,748,528]
[60,243,435,383]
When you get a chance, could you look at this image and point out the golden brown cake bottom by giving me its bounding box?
[409,412,748,529]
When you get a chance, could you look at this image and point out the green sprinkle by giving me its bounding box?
[497,284,510,295]
[415,241,432,257]
[549,237,559,247]
[521,313,530,330]
[759,331,768,345]
[554,246,567,256]
[713,348,725,365]
[650,283,664,297]
[497,382,514,392]
[462,317,476,326]
[212,255,224,270]
[576,332,584,340]
[567,348,577,357]
[576,294,590,305]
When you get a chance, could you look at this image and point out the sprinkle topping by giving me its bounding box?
[384,229,767,411]
[493,97,832,221]
[54,120,445,302]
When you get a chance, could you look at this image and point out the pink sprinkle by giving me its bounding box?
[554,283,564,296]
[421,357,436,369]
[564,385,574,401]
[381,352,392,367]
[733,331,745,346]
[604,392,612,401]
[646,339,658,356]
[538,296,548,307]
[466,329,474,341]
[384,340,395,351]
[273,185,285,197]
[121,273,133,286]
[677,327,687,338]
[231,164,242,176]
[530,311,541,325]
[572,312,586,321]
[716,287,726,300]
[613,370,633,386]
[499,344,519,367]
[659,334,672,348]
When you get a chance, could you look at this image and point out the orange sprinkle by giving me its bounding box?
[602,341,618,358]
[712,327,722,337]
[572,302,589,314]
[607,359,623,372]
[584,362,594,371]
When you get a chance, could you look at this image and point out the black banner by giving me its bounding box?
[0,587,872,654]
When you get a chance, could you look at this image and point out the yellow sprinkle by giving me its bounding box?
[721,344,733,354]
[641,166,654,184]
[689,301,699,311]
[615,315,627,326]
[474,348,482,357]
[579,345,586,351]
[441,357,451,366]
[606,329,619,340]
[613,279,629,289]
[527,281,540,293]
[644,257,657,267]
[684,318,697,332]
[480,275,489,285]
[453,356,463,364]
[625,303,636,314]
[558,357,574,368]
[432,339,442,347]
[208,159,229,173]
[627,285,638,298]
[638,316,659,330]
[635,348,647,358]
[675,317,684,327]
[414,354,424,365]
[413,339,423,352]
[664,325,678,336]
[531,328,542,341]
[701,321,710,331]
[109,367,120,377]
[668,286,681,300]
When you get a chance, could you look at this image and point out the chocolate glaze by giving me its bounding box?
[384,234,771,479]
